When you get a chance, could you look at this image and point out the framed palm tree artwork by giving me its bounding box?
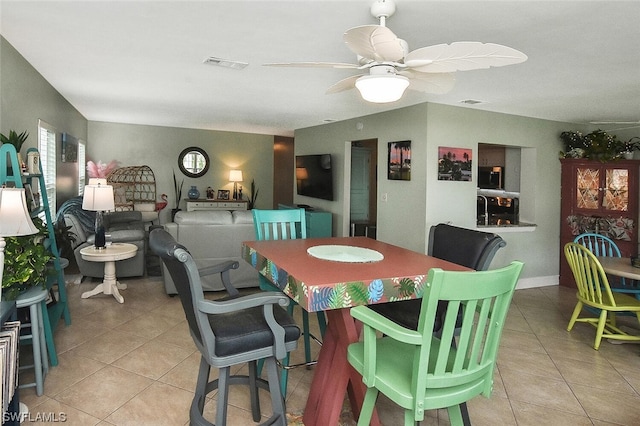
[438,146,472,181]
[388,141,411,180]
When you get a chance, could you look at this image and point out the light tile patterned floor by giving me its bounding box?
[17,274,640,425]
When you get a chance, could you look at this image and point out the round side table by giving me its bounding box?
[79,243,138,303]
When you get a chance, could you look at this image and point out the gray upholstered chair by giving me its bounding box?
[371,223,507,331]
[58,196,146,279]
[149,228,300,426]
[369,223,506,426]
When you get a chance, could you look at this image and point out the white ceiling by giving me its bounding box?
[1,1,639,137]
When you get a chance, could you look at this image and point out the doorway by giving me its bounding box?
[350,139,377,238]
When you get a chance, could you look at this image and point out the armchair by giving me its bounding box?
[347,262,524,426]
[58,196,146,279]
[149,228,300,426]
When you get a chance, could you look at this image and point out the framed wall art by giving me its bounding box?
[61,132,78,163]
[438,146,472,181]
[216,189,230,200]
[387,140,411,181]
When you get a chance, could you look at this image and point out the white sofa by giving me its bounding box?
[162,210,259,294]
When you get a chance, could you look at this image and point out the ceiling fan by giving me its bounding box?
[589,120,640,131]
[265,0,527,103]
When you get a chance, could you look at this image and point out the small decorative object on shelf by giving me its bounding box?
[206,187,214,199]
[188,186,200,200]
[27,151,40,174]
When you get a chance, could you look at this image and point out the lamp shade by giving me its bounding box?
[229,170,243,182]
[355,74,410,103]
[82,183,115,212]
[0,188,38,237]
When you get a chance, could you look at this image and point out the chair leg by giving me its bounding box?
[302,310,312,365]
[248,361,261,422]
[566,301,582,331]
[460,402,471,426]
[216,367,231,426]
[40,300,58,367]
[447,404,464,426]
[594,309,608,350]
[356,387,378,426]
[264,357,287,426]
[192,357,210,421]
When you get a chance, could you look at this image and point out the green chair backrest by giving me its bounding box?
[564,242,617,308]
[252,208,307,241]
[412,261,523,413]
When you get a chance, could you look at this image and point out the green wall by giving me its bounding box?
[88,121,274,224]
[294,103,582,288]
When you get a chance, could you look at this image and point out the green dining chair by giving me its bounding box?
[252,208,327,396]
[347,261,524,426]
[565,242,640,350]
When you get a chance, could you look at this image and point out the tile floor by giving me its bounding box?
[16,273,640,425]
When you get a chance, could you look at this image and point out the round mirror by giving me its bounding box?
[178,147,210,178]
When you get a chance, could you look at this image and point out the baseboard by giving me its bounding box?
[516,275,558,290]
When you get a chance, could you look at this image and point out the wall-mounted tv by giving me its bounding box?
[296,154,334,201]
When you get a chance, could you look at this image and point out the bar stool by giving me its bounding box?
[16,286,49,396]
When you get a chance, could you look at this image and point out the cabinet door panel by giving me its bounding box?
[603,168,629,211]
[576,167,600,210]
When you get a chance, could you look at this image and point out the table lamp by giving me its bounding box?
[229,169,243,200]
[0,187,39,302]
[82,178,115,249]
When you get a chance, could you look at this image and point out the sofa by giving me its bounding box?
[58,196,147,279]
[162,210,259,294]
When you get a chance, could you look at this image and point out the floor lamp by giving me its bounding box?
[0,187,39,302]
[82,178,115,249]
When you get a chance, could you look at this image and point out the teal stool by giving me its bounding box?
[16,287,49,396]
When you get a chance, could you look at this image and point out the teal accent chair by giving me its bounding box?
[252,208,327,396]
[348,261,524,426]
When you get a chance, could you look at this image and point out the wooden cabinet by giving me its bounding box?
[477,145,505,166]
[185,199,248,212]
[559,159,639,287]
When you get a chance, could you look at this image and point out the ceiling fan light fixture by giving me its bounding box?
[355,74,409,103]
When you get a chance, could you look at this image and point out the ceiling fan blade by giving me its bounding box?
[399,70,456,94]
[589,120,640,125]
[264,62,358,69]
[404,42,527,73]
[326,75,364,94]
[344,25,405,62]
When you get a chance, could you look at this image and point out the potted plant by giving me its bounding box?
[1,130,29,170]
[247,179,259,209]
[620,136,640,159]
[1,217,53,300]
[0,130,29,153]
[560,129,621,161]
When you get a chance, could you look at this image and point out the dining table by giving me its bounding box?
[241,236,470,426]
[598,256,640,281]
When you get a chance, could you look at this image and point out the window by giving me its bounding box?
[38,119,57,219]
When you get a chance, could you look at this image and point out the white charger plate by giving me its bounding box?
[307,245,384,263]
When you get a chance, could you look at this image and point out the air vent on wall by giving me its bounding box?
[203,57,248,70]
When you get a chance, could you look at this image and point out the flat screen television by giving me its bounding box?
[296,154,334,201]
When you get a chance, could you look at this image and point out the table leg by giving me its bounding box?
[303,308,380,426]
[81,261,125,303]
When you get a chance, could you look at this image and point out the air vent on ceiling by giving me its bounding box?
[459,99,485,105]
[203,57,248,70]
